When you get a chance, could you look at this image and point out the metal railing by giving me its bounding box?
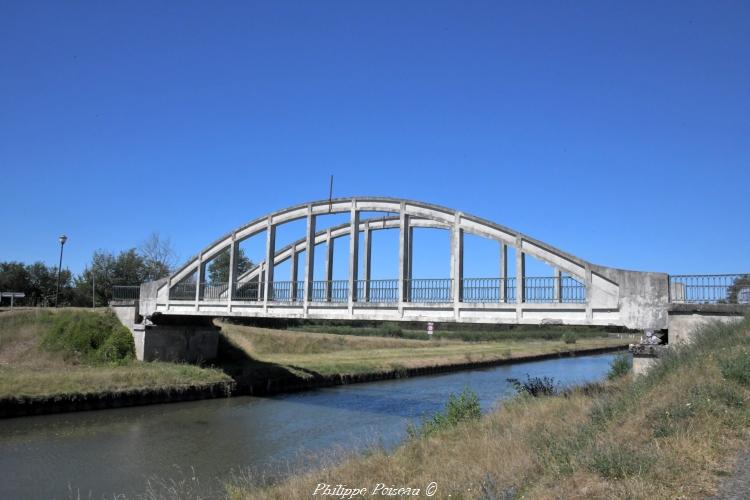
[670,274,750,304]
[112,285,140,300]
[169,283,197,301]
[406,278,453,303]
[310,280,349,302]
[269,281,304,302]
[355,279,399,303]
[523,276,586,303]
[233,281,264,301]
[461,278,516,303]
[166,276,590,305]
[200,282,229,301]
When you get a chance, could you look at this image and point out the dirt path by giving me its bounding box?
[713,448,750,499]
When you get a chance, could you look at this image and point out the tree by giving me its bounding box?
[727,275,750,304]
[207,247,253,284]
[139,233,177,280]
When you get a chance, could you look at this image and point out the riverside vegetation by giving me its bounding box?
[0,309,628,403]
[0,309,231,399]
[225,317,750,499]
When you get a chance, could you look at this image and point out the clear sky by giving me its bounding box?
[2,1,748,280]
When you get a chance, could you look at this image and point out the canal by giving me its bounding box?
[0,352,623,498]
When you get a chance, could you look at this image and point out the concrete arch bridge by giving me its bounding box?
[136,197,670,332]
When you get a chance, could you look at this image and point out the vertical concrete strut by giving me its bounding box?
[263,218,276,308]
[325,229,333,302]
[227,235,237,311]
[554,268,562,303]
[363,221,372,302]
[195,253,205,311]
[499,242,507,303]
[398,204,410,309]
[348,201,359,309]
[451,212,463,315]
[303,206,316,308]
[515,237,525,316]
[585,266,593,320]
[290,245,298,301]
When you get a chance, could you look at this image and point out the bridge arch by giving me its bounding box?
[146,197,668,330]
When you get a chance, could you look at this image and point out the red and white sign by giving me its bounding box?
[427,322,434,335]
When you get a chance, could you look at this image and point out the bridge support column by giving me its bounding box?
[363,220,372,302]
[194,254,205,311]
[554,268,561,303]
[325,229,333,302]
[585,266,593,321]
[303,207,316,312]
[290,245,298,301]
[451,213,463,315]
[263,219,276,310]
[227,235,238,312]
[348,202,359,312]
[515,239,525,319]
[398,205,410,311]
[499,242,507,303]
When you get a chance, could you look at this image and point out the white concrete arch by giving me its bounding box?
[145,197,671,330]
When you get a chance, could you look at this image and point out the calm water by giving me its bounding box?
[0,353,622,499]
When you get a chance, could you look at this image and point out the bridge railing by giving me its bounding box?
[167,276,589,305]
[355,279,399,303]
[112,286,140,300]
[406,278,453,303]
[462,278,516,303]
[670,274,750,304]
[310,280,349,303]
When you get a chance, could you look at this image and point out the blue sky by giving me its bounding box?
[1,1,748,280]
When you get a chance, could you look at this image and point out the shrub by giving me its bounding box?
[408,387,481,438]
[381,322,403,338]
[561,332,577,344]
[607,354,631,380]
[507,375,559,397]
[41,310,135,364]
[719,348,750,386]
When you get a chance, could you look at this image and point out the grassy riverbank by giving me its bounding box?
[0,309,231,399]
[217,321,631,377]
[227,317,750,499]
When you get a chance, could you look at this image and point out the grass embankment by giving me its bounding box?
[218,321,629,377]
[228,317,750,499]
[0,309,231,399]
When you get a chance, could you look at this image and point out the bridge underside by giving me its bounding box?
[139,197,672,330]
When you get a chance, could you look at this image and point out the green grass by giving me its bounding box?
[0,309,231,399]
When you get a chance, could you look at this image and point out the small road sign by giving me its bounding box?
[427,322,434,335]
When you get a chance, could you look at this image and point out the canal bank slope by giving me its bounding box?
[227,317,750,500]
[215,321,631,395]
[0,309,629,417]
[0,309,233,417]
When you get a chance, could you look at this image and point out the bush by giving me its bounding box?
[720,348,750,386]
[607,354,631,380]
[408,387,481,438]
[561,332,577,344]
[41,310,135,364]
[507,375,559,397]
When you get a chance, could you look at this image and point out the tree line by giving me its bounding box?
[0,234,253,307]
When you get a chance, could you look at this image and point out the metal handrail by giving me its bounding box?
[669,274,750,304]
[112,285,140,300]
[406,278,453,303]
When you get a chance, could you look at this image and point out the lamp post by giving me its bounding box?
[55,234,67,307]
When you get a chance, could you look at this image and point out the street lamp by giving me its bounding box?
[55,234,68,307]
